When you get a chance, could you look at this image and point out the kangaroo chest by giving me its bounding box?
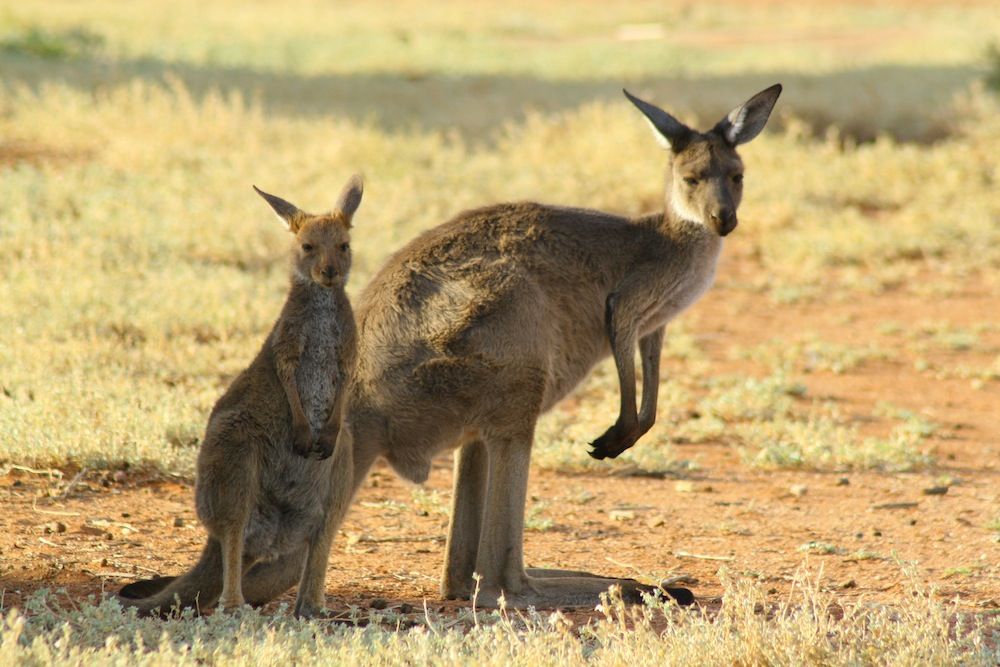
[645,242,721,332]
[296,301,343,431]
[539,237,721,410]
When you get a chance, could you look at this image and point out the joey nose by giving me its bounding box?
[321,266,336,280]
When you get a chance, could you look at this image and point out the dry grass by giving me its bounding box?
[2,570,996,665]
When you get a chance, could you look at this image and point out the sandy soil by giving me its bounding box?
[1,261,998,622]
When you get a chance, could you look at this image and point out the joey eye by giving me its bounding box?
[301,243,314,252]
[732,173,744,185]
[339,242,350,252]
[683,177,699,187]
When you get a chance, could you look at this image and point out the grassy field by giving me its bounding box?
[2,574,993,666]
[2,0,999,663]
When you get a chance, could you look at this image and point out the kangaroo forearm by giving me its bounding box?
[612,343,638,428]
[284,380,309,426]
[637,327,664,429]
[274,359,308,426]
[606,294,639,428]
[272,329,308,424]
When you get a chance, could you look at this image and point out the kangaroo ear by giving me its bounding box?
[334,173,364,225]
[253,185,303,232]
[713,83,782,146]
[623,89,693,152]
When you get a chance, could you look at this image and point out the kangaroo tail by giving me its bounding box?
[117,539,223,616]
[118,575,178,600]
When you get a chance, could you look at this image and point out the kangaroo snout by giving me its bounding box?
[712,209,738,236]
[316,265,340,287]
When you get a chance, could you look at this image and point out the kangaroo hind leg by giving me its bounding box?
[196,436,257,611]
[441,439,488,600]
[475,421,693,608]
[217,521,247,609]
[239,548,307,606]
[293,424,378,618]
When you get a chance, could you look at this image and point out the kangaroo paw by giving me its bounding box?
[311,424,339,460]
[292,422,314,458]
[588,425,636,460]
[308,437,335,460]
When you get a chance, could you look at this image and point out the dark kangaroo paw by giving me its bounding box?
[588,425,638,460]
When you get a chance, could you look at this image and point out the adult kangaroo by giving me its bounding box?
[327,85,781,612]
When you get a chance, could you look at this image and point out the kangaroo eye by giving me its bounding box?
[683,177,699,187]
[301,243,314,252]
[732,173,744,184]
[340,242,350,252]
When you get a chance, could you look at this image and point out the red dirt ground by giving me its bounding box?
[1,259,998,624]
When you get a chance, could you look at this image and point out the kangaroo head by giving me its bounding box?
[253,174,363,288]
[624,84,781,237]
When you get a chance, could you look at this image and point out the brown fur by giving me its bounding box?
[118,175,364,617]
[306,86,781,610]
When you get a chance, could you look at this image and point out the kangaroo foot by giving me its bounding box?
[293,602,364,624]
[658,585,695,606]
[527,568,695,606]
[217,594,247,612]
[293,596,330,619]
[472,572,695,609]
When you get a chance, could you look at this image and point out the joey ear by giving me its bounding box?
[333,173,364,225]
[253,185,303,232]
[623,88,693,152]
[713,83,782,146]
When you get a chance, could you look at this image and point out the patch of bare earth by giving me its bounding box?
[0,140,91,169]
[1,260,998,627]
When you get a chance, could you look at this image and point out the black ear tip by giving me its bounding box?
[770,83,783,97]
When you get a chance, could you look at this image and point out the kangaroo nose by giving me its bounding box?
[322,266,336,279]
[712,209,738,236]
